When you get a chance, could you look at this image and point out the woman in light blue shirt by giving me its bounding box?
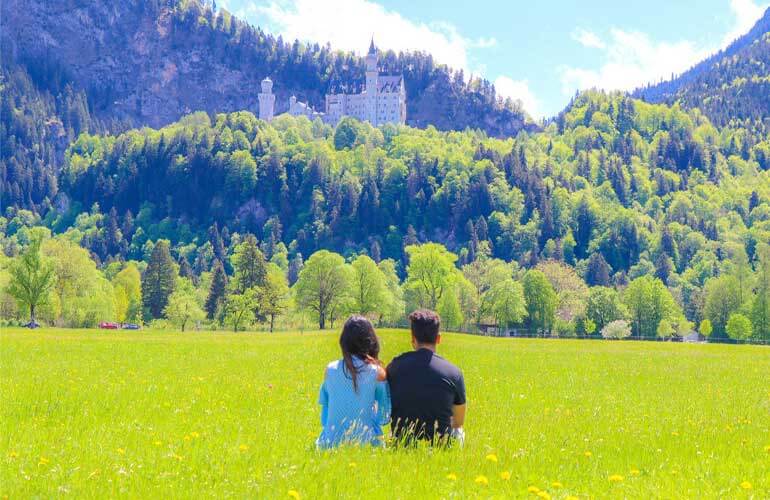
[317,315,391,449]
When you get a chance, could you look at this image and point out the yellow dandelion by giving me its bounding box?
[609,474,624,482]
[527,485,540,494]
[8,451,18,459]
[191,432,200,438]
[348,462,357,468]
[764,445,770,453]
[485,453,498,463]
[239,444,249,452]
[287,490,301,499]
[551,481,563,488]
[153,440,163,446]
[670,469,679,476]
[475,475,489,486]
[629,468,640,476]
[500,471,511,480]
[536,492,551,500]
[38,456,49,466]
[116,448,125,455]
[583,451,592,457]
[740,481,752,490]
[446,473,458,481]
[183,435,191,442]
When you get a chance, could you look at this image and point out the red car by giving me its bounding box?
[99,322,119,329]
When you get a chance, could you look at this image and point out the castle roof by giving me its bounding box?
[377,75,403,93]
[368,37,376,55]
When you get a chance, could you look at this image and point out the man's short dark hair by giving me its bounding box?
[409,309,440,344]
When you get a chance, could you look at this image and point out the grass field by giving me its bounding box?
[1,327,769,498]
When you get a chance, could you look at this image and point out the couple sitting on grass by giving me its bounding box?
[317,309,466,449]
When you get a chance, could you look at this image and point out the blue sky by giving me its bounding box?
[221,0,769,118]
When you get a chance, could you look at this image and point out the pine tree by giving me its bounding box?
[205,260,228,320]
[586,253,611,286]
[178,255,194,282]
[231,234,267,292]
[288,253,304,286]
[141,240,177,319]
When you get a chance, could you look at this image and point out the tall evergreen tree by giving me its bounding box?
[586,253,611,286]
[141,240,177,319]
[231,234,268,293]
[205,260,228,320]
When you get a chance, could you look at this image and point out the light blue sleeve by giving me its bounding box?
[375,380,391,426]
[318,380,329,426]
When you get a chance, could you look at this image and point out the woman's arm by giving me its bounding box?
[318,369,329,426]
[374,381,391,425]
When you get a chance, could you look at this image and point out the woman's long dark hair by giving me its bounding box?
[339,315,380,392]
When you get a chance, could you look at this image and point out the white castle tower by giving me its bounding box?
[365,38,378,124]
[258,77,275,122]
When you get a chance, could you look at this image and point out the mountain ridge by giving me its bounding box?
[633,7,770,126]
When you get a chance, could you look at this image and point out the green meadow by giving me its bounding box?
[1,327,768,498]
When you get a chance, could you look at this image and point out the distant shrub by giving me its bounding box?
[726,313,752,340]
[601,320,632,339]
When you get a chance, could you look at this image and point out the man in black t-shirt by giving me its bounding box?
[387,309,466,444]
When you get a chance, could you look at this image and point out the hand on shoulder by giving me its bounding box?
[365,355,387,381]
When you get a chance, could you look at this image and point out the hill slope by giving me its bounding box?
[634,7,770,126]
[1,0,533,212]
[1,0,532,134]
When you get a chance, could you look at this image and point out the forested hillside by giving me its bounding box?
[635,7,770,126]
[3,91,769,338]
[0,0,532,213]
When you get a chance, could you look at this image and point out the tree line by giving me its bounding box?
[2,229,768,342]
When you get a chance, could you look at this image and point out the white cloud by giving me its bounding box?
[722,0,769,45]
[559,29,709,93]
[249,0,493,72]
[494,76,541,119]
[572,28,605,49]
[560,0,769,95]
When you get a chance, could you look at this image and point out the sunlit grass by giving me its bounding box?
[1,327,768,498]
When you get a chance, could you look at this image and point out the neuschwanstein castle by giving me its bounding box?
[258,39,406,126]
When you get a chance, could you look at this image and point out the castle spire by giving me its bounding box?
[368,36,376,55]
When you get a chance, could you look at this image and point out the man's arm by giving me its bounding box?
[452,371,466,429]
[451,403,466,429]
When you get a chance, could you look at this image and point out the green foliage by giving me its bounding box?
[164,278,205,331]
[223,288,259,332]
[348,255,389,318]
[698,319,713,337]
[113,263,142,323]
[5,235,54,323]
[703,275,743,339]
[257,264,290,332]
[487,278,527,329]
[623,275,681,339]
[522,269,557,335]
[42,237,116,327]
[204,260,228,320]
[231,235,267,293]
[141,240,177,320]
[292,250,351,329]
[405,243,459,310]
[726,313,753,340]
[585,286,627,333]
